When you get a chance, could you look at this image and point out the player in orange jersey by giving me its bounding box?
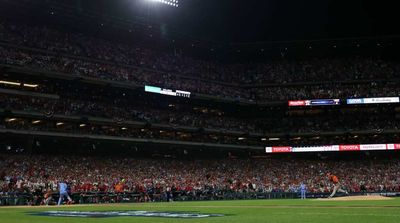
[115,180,125,193]
[327,172,349,198]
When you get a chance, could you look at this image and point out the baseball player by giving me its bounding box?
[57,180,72,205]
[300,182,307,199]
[43,189,53,205]
[327,173,349,198]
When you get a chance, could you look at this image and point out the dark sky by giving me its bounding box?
[77,0,399,43]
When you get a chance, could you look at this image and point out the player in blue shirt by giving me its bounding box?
[300,182,307,199]
[58,181,72,205]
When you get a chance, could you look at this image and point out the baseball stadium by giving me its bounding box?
[1,0,400,222]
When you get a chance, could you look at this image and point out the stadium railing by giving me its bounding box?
[4,191,397,206]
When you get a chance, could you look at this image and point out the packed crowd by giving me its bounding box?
[1,155,399,200]
[0,45,249,100]
[1,21,399,101]
[1,45,398,101]
[1,94,398,137]
[252,82,400,101]
[0,95,257,133]
[1,19,400,208]
[2,117,399,147]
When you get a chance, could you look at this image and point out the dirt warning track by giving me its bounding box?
[316,195,393,201]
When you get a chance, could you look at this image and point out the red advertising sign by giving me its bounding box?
[394,144,400,150]
[288,100,306,106]
[339,145,360,151]
[272,147,292,153]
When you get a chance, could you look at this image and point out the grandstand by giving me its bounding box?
[0,1,400,223]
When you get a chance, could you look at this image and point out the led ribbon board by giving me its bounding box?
[145,85,191,98]
[347,97,400,105]
[266,143,400,153]
[288,99,340,107]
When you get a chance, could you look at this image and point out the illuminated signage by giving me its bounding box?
[347,97,399,105]
[288,99,340,107]
[266,143,400,153]
[145,85,191,98]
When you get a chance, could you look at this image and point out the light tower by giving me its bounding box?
[150,0,179,8]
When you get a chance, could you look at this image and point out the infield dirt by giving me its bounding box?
[317,195,393,201]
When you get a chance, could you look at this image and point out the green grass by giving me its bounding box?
[1,198,400,223]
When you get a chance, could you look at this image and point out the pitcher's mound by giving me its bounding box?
[317,195,393,201]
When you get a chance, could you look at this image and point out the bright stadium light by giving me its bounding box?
[150,0,179,7]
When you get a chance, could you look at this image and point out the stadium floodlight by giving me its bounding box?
[149,0,179,7]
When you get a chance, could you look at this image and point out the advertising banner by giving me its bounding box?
[347,97,399,105]
[288,99,340,107]
[266,143,399,153]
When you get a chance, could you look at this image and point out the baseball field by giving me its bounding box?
[1,196,400,223]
